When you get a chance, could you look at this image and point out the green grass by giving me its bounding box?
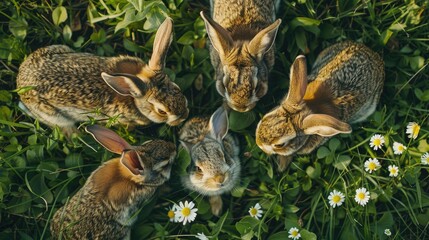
[1,0,429,239]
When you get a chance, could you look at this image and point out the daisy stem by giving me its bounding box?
[257,196,277,240]
[329,207,334,240]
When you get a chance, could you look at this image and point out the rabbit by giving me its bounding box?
[256,41,385,171]
[200,0,282,112]
[16,17,188,137]
[50,124,176,239]
[179,106,240,216]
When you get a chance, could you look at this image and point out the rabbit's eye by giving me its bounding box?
[195,166,202,173]
[157,108,167,115]
[273,142,287,149]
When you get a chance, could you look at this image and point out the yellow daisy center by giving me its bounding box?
[168,210,175,219]
[412,125,420,137]
[357,192,366,200]
[373,138,381,146]
[332,195,341,203]
[398,145,404,151]
[291,230,299,237]
[250,208,257,216]
[182,207,191,217]
[368,162,377,170]
[390,168,397,174]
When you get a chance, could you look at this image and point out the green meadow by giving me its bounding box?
[0,0,428,239]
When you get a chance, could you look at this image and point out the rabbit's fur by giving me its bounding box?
[256,41,384,170]
[16,18,188,136]
[200,0,281,112]
[179,106,240,216]
[50,125,176,239]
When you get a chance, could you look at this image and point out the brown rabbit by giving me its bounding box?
[256,41,385,170]
[50,125,176,239]
[200,0,281,112]
[16,18,188,137]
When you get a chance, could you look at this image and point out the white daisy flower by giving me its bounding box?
[167,204,179,222]
[393,142,407,155]
[384,228,392,236]
[288,227,301,240]
[174,200,198,225]
[195,232,209,240]
[328,190,345,208]
[364,158,381,173]
[354,187,370,206]
[388,165,399,177]
[248,203,263,220]
[421,152,429,165]
[406,122,420,139]
[369,134,385,150]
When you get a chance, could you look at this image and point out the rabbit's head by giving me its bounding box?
[85,125,176,186]
[180,107,240,196]
[101,18,189,126]
[256,55,351,156]
[200,11,281,112]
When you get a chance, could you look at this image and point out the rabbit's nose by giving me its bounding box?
[168,112,188,126]
[227,101,256,113]
[214,174,225,185]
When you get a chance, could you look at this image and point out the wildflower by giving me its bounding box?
[388,165,399,177]
[406,122,420,139]
[393,142,406,155]
[174,200,198,225]
[196,233,209,240]
[248,203,263,220]
[288,227,301,240]
[354,187,370,206]
[364,158,381,173]
[384,229,392,236]
[369,134,385,150]
[421,152,429,165]
[328,190,345,208]
[167,204,179,222]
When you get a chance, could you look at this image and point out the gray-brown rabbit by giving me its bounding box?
[16,18,188,137]
[50,124,176,239]
[200,0,281,112]
[256,41,385,170]
[179,106,240,216]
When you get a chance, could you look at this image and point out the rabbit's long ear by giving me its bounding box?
[148,17,174,71]
[282,55,307,108]
[200,11,233,60]
[85,125,132,154]
[101,72,147,97]
[302,114,352,137]
[209,106,229,141]
[248,19,281,60]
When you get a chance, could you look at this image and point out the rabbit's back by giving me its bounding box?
[50,183,130,239]
[18,45,106,87]
[16,45,151,128]
[50,158,156,239]
[17,45,143,108]
[306,41,384,123]
[212,0,275,28]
